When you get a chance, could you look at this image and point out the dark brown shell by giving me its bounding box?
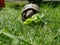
[22,4,40,13]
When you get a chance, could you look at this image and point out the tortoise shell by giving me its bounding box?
[22,4,39,13]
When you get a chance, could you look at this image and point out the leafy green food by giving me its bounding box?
[22,13,44,25]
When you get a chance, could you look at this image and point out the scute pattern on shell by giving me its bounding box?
[22,4,40,12]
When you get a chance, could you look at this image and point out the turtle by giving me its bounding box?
[21,4,40,21]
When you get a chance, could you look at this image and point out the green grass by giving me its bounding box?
[0,2,60,45]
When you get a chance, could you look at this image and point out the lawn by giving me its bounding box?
[0,1,60,45]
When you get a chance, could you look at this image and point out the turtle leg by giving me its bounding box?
[26,10,34,18]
